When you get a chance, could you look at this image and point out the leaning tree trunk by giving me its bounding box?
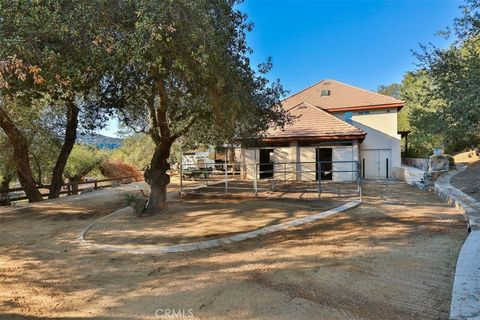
[144,139,172,215]
[49,101,79,199]
[0,107,43,202]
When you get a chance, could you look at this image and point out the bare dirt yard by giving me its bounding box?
[0,179,467,320]
[451,160,480,202]
[87,196,343,247]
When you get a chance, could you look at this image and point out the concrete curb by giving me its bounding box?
[79,199,361,254]
[432,170,480,319]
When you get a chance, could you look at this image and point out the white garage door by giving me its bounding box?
[362,149,391,179]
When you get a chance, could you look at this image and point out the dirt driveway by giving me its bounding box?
[0,180,466,319]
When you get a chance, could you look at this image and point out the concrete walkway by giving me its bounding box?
[434,169,480,319]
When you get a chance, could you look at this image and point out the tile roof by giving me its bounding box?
[266,102,366,139]
[282,79,404,111]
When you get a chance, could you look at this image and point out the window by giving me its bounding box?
[343,111,353,124]
[358,111,370,115]
[320,89,330,96]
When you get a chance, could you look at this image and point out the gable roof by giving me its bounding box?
[282,79,404,112]
[265,102,366,141]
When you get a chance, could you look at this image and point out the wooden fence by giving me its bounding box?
[1,175,143,203]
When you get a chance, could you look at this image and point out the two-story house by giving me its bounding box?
[236,79,404,181]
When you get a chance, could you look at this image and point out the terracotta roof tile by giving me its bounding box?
[266,102,366,139]
[282,79,404,111]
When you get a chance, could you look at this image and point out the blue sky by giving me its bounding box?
[99,0,462,137]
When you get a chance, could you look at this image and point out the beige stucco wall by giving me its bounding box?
[236,144,358,182]
[332,145,358,181]
[333,108,401,176]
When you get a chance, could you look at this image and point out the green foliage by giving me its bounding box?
[111,134,155,170]
[445,154,456,169]
[377,83,402,99]
[0,134,14,184]
[107,0,288,148]
[398,71,446,156]
[122,192,147,216]
[112,133,183,169]
[64,144,106,181]
[413,0,480,152]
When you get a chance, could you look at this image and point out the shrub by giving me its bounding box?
[100,160,143,181]
[445,154,456,169]
[122,192,147,216]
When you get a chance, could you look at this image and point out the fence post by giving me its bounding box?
[180,163,183,196]
[253,163,258,197]
[94,181,98,190]
[357,161,362,201]
[284,163,287,184]
[224,159,228,193]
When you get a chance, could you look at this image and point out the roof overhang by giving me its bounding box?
[261,134,366,144]
[327,102,404,112]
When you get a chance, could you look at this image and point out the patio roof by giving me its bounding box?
[265,101,366,142]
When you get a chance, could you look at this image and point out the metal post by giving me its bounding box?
[317,162,322,198]
[224,158,228,193]
[253,163,258,197]
[357,161,362,201]
[180,163,183,196]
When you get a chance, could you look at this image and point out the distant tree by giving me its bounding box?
[111,134,156,170]
[112,133,183,170]
[64,144,105,194]
[399,71,445,156]
[108,0,288,214]
[377,83,402,99]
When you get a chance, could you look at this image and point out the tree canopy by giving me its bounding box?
[103,0,288,213]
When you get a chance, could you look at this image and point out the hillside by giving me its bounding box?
[77,134,122,150]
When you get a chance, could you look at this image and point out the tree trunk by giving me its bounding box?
[0,107,43,202]
[144,139,172,215]
[49,101,79,199]
[0,179,11,206]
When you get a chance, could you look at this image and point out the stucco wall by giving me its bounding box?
[332,146,358,181]
[333,108,401,176]
[299,147,316,181]
[237,145,358,182]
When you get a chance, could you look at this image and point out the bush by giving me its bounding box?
[100,160,143,181]
[122,192,147,216]
[445,154,456,169]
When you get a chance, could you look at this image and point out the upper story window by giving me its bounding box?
[343,111,353,124]
[320,89,331,96]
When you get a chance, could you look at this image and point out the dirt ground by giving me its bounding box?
[453,150,480,164]
[0,180,466,320]
[451,160,480,202]
[182,179,360,200]
[88,196,343,247]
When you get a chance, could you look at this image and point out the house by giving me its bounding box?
[235,79,404,181]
